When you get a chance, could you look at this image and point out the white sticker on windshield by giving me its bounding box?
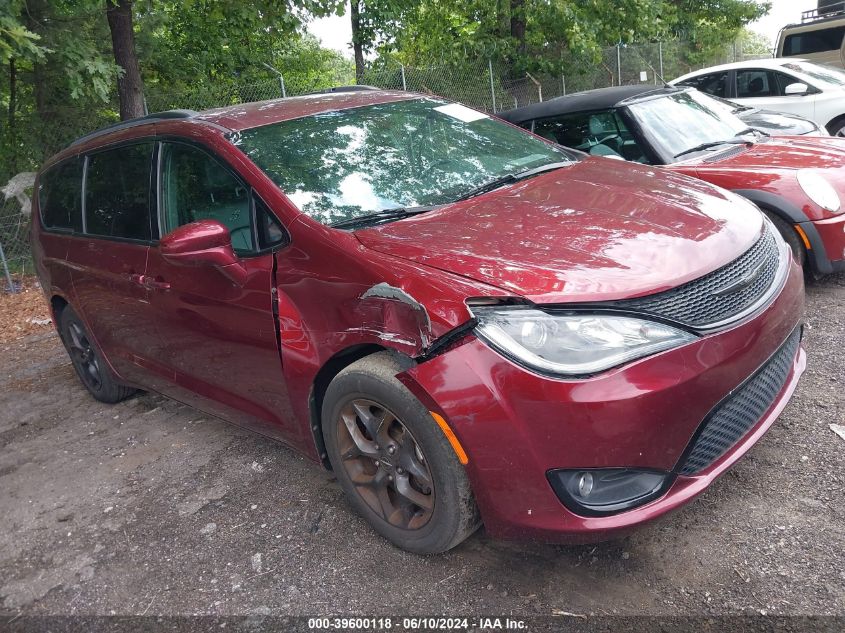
[433,103,489,123]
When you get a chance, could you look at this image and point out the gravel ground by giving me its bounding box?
[0,275,843,624]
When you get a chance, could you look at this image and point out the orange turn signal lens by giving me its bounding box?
[793,225,812,250]
[430,411,469,465]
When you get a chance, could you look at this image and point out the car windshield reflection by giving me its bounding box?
[234,98,575,227]
[627,91,751,162]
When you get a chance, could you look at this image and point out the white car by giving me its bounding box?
[671,58,845,136]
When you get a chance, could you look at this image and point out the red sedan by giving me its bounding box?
[32,89,805,553]
[500,85,845,277]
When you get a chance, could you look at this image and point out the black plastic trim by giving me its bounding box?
[68,110,198,149]
[672,325,803,476]
[733,188,835,274]
[546,468,675,517]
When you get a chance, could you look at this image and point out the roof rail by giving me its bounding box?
[307,85,381,95]
[69,109,198,148]
[801,1,845,23]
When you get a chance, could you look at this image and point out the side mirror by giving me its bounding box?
[160,220,248,285]
[784,82,809,96]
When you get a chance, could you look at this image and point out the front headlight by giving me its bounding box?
[472,308,696,377]
[797,170,842,214]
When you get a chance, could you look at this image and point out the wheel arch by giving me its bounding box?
[731,189,832,274]
[49,294,70,335]
[50,294,69,318]
[308,343,416,469]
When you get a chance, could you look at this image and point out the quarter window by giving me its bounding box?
[39,158,83,232]
[85,143,154,241]
[160,143,255,252]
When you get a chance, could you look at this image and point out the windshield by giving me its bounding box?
[626,90,749,162]
[235,97,574,226]
[782,61,845,88]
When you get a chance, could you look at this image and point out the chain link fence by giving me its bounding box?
[1,38,769,293]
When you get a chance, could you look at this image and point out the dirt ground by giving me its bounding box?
[0,275,843,624]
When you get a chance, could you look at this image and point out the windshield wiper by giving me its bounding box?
[674,136,753,160]
[454,161,572,202]
[330,205,437,230]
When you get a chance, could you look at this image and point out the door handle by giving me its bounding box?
[129,274,170,291]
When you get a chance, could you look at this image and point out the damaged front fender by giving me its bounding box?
[355,282,435,354]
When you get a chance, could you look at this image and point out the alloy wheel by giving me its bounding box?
[336,399,435,530]
[66,321,103,392]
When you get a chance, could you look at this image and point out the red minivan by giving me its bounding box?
[32,90,806,553]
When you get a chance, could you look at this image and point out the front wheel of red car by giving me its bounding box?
[322,352,480,554]
[764,211,806,267]
[59,307,136,404]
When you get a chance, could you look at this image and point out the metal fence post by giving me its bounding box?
[616,43,622,86]
[561,74,566,96]
[488,60,497,113]
[261,62,287,98]
[0,241,16,294]
[400,64,407,91]
[658,42,664,84]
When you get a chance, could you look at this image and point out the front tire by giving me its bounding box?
[323,352,480,554]
[59,307,136,404]
[826,116,845,137]
[763,211,806,267]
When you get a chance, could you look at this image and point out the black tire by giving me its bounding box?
[826,117,845,137]
[59,307,136,404]
[322,351,480,554]
[763,210,806,267]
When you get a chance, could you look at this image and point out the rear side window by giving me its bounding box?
[38,159,84,232]
[678,72,728,98]
[85,143,154,241]
[783,27,845,56]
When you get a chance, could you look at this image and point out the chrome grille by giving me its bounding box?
[615,227,780,328]
[677,327,801,476]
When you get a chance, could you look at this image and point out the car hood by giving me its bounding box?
[355,158,763,304]
[691,136,845,170]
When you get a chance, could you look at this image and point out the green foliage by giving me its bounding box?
[373,0,769,73]
[136,0,343,92]
[736,27,773,57]
[0,1,49,63]
[0,0,771,184]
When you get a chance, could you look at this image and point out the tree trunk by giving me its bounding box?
[510,0,526,58]
[106,0,146,120]
[350,0,366,83]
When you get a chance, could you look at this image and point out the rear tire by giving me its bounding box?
[322,351,480,554]
[59,307,136,404]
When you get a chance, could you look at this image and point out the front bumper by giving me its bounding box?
[401,256,806,542]
[802,213,845,274]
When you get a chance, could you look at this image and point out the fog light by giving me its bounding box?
[577,472,594,497]
[548,468,672,516]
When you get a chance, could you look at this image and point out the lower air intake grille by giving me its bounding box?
[677,327,801,476]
